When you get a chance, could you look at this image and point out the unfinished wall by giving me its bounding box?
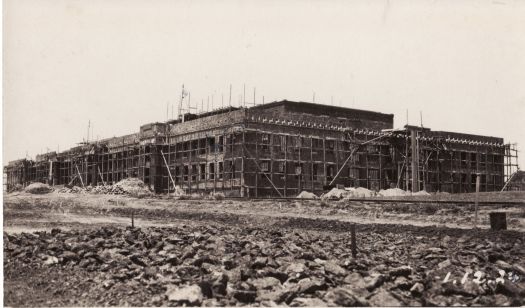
[3,101,511,196]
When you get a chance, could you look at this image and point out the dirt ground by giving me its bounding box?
[4,191,525,306]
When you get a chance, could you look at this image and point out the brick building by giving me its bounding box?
[4,100,514,197]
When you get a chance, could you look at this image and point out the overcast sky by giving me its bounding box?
[4,0,525,168]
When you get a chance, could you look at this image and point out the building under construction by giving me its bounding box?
[4,100,520,197]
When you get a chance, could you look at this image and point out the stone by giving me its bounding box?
[393,276,411,290]
[102,280,114,289]
[496,280,525,297]
[462,280,484,296]
[343,272,365,285]
[295,278,327,294]
[324,261,347,276]
[166,284,203,305]
[369,289,402,306]
[252,277,281,290]
[165,254,178,265]
[437,259,452,270]
[257,289,293,304]
[389,266,412,277]
[410,282,424,296]
[79,258,93,268]
[286,262,307,274]
[233,290,257,303]
[43,256,59,265]
[129,254,148,267]
[289,297,327,307]
[59,251,79,263]
[512,264,525,276]
[323,288,361,306]
[488,252,505,263]
[253,257,268,268]
[365,273,386,291]
[495,260,512,271]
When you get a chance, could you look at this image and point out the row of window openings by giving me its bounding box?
[259,134,384,151]
[174,162,235,181]
[260,137,386,153]
[259,162,381,180]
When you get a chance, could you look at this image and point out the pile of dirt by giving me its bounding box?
[321,188,350,200]
[23,183,53,194]
[56,178,152,198]
[378,188,410,197]
[412,190,431,196]
[349,187,376,198]
[112,178,152,198]
[296,191,319,199]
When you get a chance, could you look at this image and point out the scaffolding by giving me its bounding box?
[502,143,520,191]
[3,100,515,197]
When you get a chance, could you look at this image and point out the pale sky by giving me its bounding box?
[3,0,525,168]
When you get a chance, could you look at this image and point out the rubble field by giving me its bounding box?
[3,192,525,306]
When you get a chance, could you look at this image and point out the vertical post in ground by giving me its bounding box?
[351,224,357,258]
[474,173,480,229]
[131,210,135,228]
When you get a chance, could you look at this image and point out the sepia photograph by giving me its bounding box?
[2,0,525,306]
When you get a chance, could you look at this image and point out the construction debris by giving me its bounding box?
[378,188,411,197]
[296,191,319,199]
[56,178,152,198]
[321,188,350,200]
[412,190,431,196]
[24,182,54,194]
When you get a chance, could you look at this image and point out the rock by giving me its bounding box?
[261,268,289,283]
[289,297,326,306]
[442,281,482,297]
[365,273,386,291]
[410,282,424,296]
[233,290,257,303]
[389,266,412,277]
[225,268,242,284]
[166,284,203,305]
[211,273,228,296]
[102,280,114,289]
[252,277,281,290]
[496,280,525,297]
[488,252,505,263]
[295,278,327,294]
[323,288,364,306]
[512,264,525,276]
[165,254,179,265]
[495,260,512,271]
[129,254,147,267]
[43,256,59,265]
[462,280,484,296]
[257,289,293,304]
[286,262,307,274]
[393,276,411,290]
[437,259,452,270]
[253,257,268,268]
[59,251,79,263]
[324,261,347,276]
[369,289,402,306]
[79,258,93,268]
